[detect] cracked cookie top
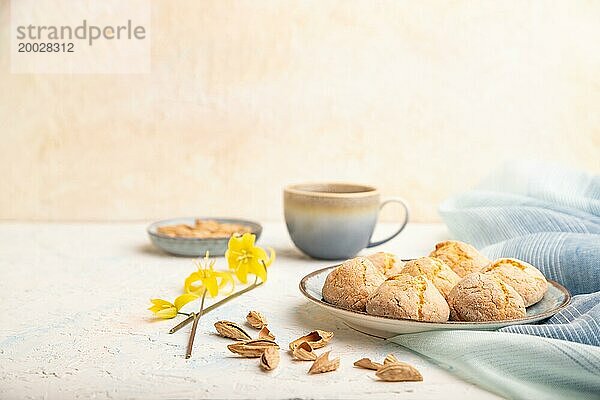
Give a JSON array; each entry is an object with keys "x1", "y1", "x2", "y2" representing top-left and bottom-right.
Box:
[
  {"x1": 366, "y1": 252, "x2": 405, "y2": 277},
  {"x1": 429, "y1": 240, "x2": 490, "y2": 277},
  {"x1": 322, "y1": 257, "x2": 385, "y2": 312},
  {"x1": 399, "y1": 257, "x2": 461, "y2": 300},
  {"x1": 482, "y1": 258, "x2": 548, "y2": 307},
  {"x1": 365, "y1": 274, "x2": 449, "y2": 322},
  {"x1": 448, "y1": 272, "x2": 526, "y2": 321}
]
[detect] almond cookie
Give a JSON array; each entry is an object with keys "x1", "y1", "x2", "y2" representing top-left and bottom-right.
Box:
[
  {"x1": 367, "y1": 252, "x2": 405, "y2": 277},
  {"x1": 429, "y1": 240, "x2": 490, "y2": 277},
  {"x1": 400, "y1": 257, "x2": 461, "y2": 300},
  {"x1": 322, "y1": 257, "x2": 385, "y2": 311},
  {"x1": 482, "y1": 258, "x2": 548, "y2": 306},
  {"x1": 448, "y1": 272, "x2": 526, "y2": 321},
  {"x1": 366, "y1": 274, "x2": 450, "y2": 322}
]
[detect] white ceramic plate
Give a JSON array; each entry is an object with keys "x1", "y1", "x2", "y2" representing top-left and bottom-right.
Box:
[{"x1": 299, "y1": 264, "x2": 571, "y2": 338}]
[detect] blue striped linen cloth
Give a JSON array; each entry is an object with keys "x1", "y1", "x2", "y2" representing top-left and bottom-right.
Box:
[{"x1": 390, "y1": 162, "x2": 600, "y2": 400}]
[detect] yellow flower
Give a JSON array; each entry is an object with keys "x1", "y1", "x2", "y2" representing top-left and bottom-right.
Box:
[
  {"x1": 225, "y1": 233, "x2": 275, "y2": 283},
  {"x1": 184, "y1": 253, "x2": 235, "y2": 297},
  {"x1": 148, "y1": 293, "x2": 198, "y2": 319}
]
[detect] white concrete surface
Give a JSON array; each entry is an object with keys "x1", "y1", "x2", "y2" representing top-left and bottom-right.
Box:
[{"x1": 0, "y1": 222, "x2": 500, "y2": 399}]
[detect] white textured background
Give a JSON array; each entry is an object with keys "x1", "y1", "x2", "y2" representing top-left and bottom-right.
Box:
[{"x1": 1, "y1": 1, "x2": 599, "y2": 222}]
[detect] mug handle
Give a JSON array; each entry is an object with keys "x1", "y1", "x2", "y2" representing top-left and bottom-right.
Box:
[{"x1": 367, "y1": 197, "x2": 410, "y2": 248}]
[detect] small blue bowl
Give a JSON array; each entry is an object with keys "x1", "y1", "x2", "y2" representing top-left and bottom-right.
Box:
[{"x1": 147, "y1": 217, "x2": 262, "y2": 257}]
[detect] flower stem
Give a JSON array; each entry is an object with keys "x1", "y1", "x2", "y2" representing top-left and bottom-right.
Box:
[
  {"x1": 169, "y1": 275, "x2": 262, "y2": 334},
  {"x1": 185, "y1": 288, "x2": 208, "y2": 359}
]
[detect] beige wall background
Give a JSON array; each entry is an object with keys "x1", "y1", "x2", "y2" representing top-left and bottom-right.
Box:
[{"x1": 1, "y1": 0, "x2": 599, "y2": 222}]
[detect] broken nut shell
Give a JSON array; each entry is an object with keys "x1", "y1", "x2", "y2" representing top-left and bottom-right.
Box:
[
  {"x1": 376, "y1": 362, "x2": 423, "y2": 382},
  {"x1": 258, "y1": 326, "x2": 275, "y2": 341},
  {"x1": 353, "y1": 358, "x2": 383, "y2": 370},
  {"x1": 214, "y1": 320, "x2": 252, "y2": 341},
  {"x1": 259, "y1": 347, "x2": 280, "y2": 371},
  {"x1": 227, "y1": 339, "x2": 279, "y2": 358},
  {"x1": 292, "y1": 341, "x2": 317, "y2": 361},
  {"x1": 289, "y1": 330, "x2": 334, "y2": 351},
  {"x1": 246, "y1": 311, "x2": 268, "y2": 329},
  {"x1": 308, "y1": 351, "x2": 340, "y2": 374}
]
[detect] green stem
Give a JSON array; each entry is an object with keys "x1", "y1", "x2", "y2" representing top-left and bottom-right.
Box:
[
  {"x1": 185, "y1": 288, "x2": 208, "y2": 359},
  {"x1": 169, "y1": 275, "x2": 262, "y2": 334}
]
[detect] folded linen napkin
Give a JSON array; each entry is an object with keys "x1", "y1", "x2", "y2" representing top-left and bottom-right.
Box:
[{"x1": 390, "y1": 162, "x2": 600, "y2": 400}]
